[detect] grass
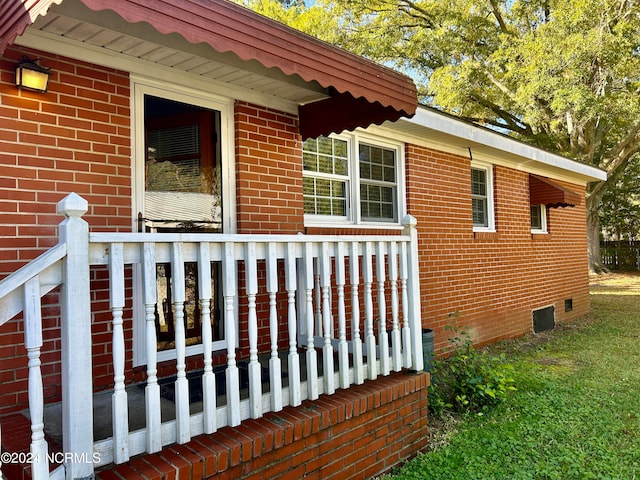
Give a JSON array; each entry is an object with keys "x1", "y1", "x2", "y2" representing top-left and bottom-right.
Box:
[{"x1": 382, "y1": 273, "x2": 640, "y2": 480}]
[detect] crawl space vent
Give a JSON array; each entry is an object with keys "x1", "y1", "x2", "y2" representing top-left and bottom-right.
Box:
[{"x1": 533, "y1": 306, "x2": 555, "y2": 333}]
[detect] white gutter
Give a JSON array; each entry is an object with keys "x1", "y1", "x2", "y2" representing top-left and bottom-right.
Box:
[{"x1": 390, "y1": 107, "x2": 607, "y2": 184}]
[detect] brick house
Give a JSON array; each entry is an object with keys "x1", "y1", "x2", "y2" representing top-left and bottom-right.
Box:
[{"x1": 0, "y1": 1, "x2": 605, "y2": 479}]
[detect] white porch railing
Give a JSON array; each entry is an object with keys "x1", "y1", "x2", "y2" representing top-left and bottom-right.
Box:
[{"x1": 0, "y1": 193, "x2": 423, "y2": 480}]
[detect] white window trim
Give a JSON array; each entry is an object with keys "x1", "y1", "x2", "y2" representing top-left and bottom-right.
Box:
[
  {"x1": 303, "y1": 132, "x2": 406, "y2": 229},
  {"x1": 531, "y1": 204, "x2": 548, "y2": 234},
  {"x1": 131, "y1": 75, "x2": 237, "y2": 366},
  {"x1": 471, "y1": 160, "x2": 495, "y2": 232}
]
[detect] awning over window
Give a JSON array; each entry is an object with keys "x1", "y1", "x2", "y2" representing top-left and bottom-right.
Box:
[
  {"x1": 0, "y1": 0, "x2": 417, "y2": 139},
  {"x1": 529, "y1": 174, "x2": 582, "y2": 208}
]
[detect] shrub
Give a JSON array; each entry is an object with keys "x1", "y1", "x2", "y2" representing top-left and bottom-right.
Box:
[{"x1": 429, "y1": 323, "x2": 516, "y2": 416}]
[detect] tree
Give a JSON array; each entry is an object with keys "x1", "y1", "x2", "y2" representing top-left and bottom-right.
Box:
[
  {"x1": 600, "y1": 157, "x2": 640, "y2": 244},
  {"x1": 240, "y1": 0, "x2": 640, "y2": 272}
]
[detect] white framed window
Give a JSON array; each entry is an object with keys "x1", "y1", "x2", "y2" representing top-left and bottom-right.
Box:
[
  {"x1": 530, "y1": 204, "x2": 548, "y2": 233},
  {"x1": 471, "y1": 161, "x2": 495, "y2": 232},
  {"x1": 302, "y1": 133, "x2": 405, "y2": 226},
  {"x1": 131, "y1": 76, "x2": 236, "y2": 366}
]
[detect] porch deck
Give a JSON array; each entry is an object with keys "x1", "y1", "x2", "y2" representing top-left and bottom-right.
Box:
[{"x1": 0, "y1": 194, "x2": 424, "y2": 480}]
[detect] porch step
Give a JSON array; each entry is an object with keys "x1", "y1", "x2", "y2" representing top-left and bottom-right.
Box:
[
  {"x1": 0, "y1": 413, "x2": 62, "y2": 480},
  {"x1": 94, "y1": 371, "x2": 430, "y2": 480}
]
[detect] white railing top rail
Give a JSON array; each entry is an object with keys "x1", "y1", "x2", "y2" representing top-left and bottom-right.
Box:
[
  {"x1": 89, "y1": 231, "x2": 410, "y2": 244},
  {"x1": 87, "y1": 230, "x2": 413, "y2": 267},
  {"x1": 0, "y1": 242, "x2": 66, "y2": 327}
]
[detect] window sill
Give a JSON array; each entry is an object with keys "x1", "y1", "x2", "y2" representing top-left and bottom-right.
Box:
[
  {"x1": 531, "y1": 232, "x2": 551, "y2": 241},
  {"x1": 304, "y1": 219, "x2": 404, "y2": 232},
  {"x1": 473, "y1": 231, "x2": 500, "y2": 241}
]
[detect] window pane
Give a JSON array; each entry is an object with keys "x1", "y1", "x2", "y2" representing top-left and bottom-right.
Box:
[
  {"x1": 146, "y1": 125, "x2": 201, "y2": 193},
  {"x1": 304, "y1": 196, "x2": 316, "y2": 214},
  {"x1": 359, "y1": 143, "x2": 397, "y2": 222},
  {"x1": 303, "y1": 152, "x2": 318, "y2": 172},
  {"x1": 383, "y1": 166, "x2": 394, "y2": 182},
  {"x1": 303, "y1": 137, "x2": 317, "y2": 152},
  {"x1": 318, "y1": 136, "x2": 333, "y2": 155},
  {"x1": 318, "y1": 155, "x2": 333, "y2": 174},
  {"x1": 471, "y1": 169, "x2": 486, "y2": 196},
  {"x1": 335, "y1": 158, "x2": 348, "y2": 176},
  {"x1": 316, "y1": 178, "x2": 330, "y2": 196},
  {"x1": 371, "y1": 163, "x2": 383, "y2": 181},
  {"x1": 472, "y1": 198, "x2": 487, "y2": 226},
  {"x1": 302, "y1": 136, "x2": 349, "y2": 217},
  {"x1": 360, "y1": 160, "x2": 370, "y2": 180},
  {"x1": 531, "y1": 205, "x2": 543, "y2": 229},
  {"x1": 317, "y1": 197, "x2": 332, "y2": 215},
  {"x1": 334, "y1": 139, "x2": 347, "y2": 157},
  {"x1": 360, "y1": 184, "x2": 395, "y2": 221}
]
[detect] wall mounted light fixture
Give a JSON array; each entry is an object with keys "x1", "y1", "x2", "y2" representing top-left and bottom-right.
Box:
[{"x1": 15, "y1": 56, "x2": 51, "y2": 93}]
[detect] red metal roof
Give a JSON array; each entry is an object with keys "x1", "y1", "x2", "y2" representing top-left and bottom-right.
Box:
[{"x1": 0, "y1": 0, "x2": 417, "y2": 138}]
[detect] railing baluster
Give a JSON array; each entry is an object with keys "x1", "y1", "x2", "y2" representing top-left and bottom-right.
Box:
[
  {"x1": 198, "y1": 243, "x2": 216, "y2": 434},
  {"x1": 142, "y1": 242, "x2": 162, "y2": 453},
  {"x1": 303, "y1": 243, "x2": 319, "y2": 400},
  {"x1": 245, "y1": 242, "x2": 262, "y2": 419},
  {"x1": 171, "y1": 243, "x2": 190, "y2": 444},
  {"x1": 377, "y1": 242, "x2": 390, "y2": 376},
  {"x1": 285, "y1": 243, "x2": 302, "y2": 406},
  {"x1": 363, "y1": 242, "x2": 377, "y2": 380},
  {"x1": 109, "y1": 243, "x2": 129, "y2": 463},
  {"x1": 266, "y1": 242, "x2": 283, "y2": 412},
  {"x1": 320, "y1": 242, "x2": 335, "y2": 394},
  {"x1": 223, "y1": 242, "x2": 241, "y2": 426},
  {"x1": 335, "y1": 242, "x2": 349, "y2": 389},
  {"x1": 388, "y1": 241, "x2": 402, "y2": 372},
  {"x1": 399, "y1": 241, "x2": 411, "y2": 369},
  {"x1": 350, "y1": 242, "x2": 364, "y2": 385},
  {"x1": 314, "y1": 261, "x2": 322, "y2": 337},
  {"x1": 24, "y1": 276, "x2": 49, "y2": 480}
]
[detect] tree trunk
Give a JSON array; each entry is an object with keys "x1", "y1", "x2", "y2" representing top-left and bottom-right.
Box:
[{"x1": 586, "y1": 189, "x2": 607, "y2": 274}]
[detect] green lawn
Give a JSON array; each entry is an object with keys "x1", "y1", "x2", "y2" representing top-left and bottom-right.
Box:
[{"x1": 384, "y1": 273, "x2": 640, "y2": 480}]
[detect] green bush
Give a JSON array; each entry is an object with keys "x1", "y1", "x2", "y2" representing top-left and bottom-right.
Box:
[{"x1": 429, "y1": 323, "x2": 516, "y2": 416}]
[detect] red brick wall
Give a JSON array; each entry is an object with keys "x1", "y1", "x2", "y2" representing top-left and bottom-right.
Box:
[
  {"x1": 406, "y1": 144, "x2": 590, "y2": 351},
  {"x1": 0, "y1": 45, "x2": 132, "y2": 414},
  {"x1": 235, "y1": 101, "x2": 304, "y2": 234},
  {"x1": 0, "y1": 46, "x2": 131, "y2": 276}
]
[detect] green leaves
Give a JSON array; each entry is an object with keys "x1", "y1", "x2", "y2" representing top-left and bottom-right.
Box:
[{"x1": 429, "y1": 324, "x2": 517, "y2": 416}]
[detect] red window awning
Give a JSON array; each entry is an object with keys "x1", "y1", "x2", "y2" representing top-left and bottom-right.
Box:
[
  {"x1": 1, "y1": 0, "x2": 417, "y2": 139},
  {"x1": 529, "y1": 175, "x2": 582, "y2": 208}
]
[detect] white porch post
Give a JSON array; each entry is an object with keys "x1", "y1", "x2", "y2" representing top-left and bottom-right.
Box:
[
  {"x1": 402, "y1": 215, "x2": 423, "y2": 372},
  {"x1": 57, "y1": 193, "x2": 95, "y2": 479}
]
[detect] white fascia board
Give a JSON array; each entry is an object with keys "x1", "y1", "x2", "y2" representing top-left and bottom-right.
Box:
[{"x1": 395, "y1": 107, "x2": 607, "y2": 185}]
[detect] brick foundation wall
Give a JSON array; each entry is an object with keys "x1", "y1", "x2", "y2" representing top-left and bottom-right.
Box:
[
  {"x1": 94, "y1": 372, "x2": 429, "y2": 480},
  {"x1": 406, "y1": 144, "x2": 591, "y2": 351}
]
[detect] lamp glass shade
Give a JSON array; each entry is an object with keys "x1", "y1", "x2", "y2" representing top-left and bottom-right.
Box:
[{"x1": 16, "y1": 63, "x2": 50, "y2": 92}]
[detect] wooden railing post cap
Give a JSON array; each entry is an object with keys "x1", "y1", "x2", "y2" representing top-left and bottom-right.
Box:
[
  {"x1": 401, "y1": 215, "x2": 417, "y2": 227},
  {"x1": 57, "y1": 193, "x2": 88, "y2": 218}
]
